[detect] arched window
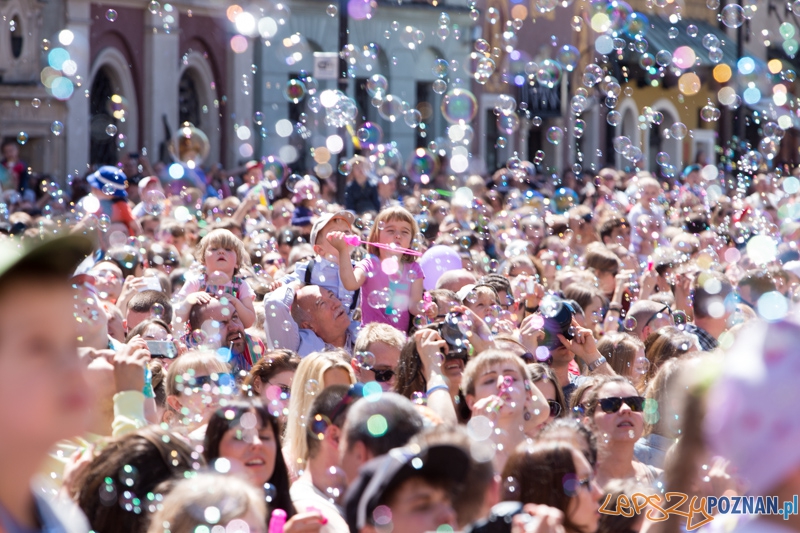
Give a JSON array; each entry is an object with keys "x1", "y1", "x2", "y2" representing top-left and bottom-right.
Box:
[
  {"x1": 178, "y1": 71, "x2": 200, "y2": 127},
  {"x1": 90, "y1": 68, "x2": 117, "y2": 166},
  {"x1": 10, "y1": 16, "x2": 22, "y2": 59}
]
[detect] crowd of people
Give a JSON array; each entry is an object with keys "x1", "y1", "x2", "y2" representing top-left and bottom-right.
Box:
[{"x1": 2, "y1": 152, "x2": 800, "y2": 533}]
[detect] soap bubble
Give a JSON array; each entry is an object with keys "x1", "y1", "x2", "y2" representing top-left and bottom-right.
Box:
[
  {"x1": 283, "y1": 79, "x2": 307, "y2": 103},
  {"x1": 105, "y1": 124, "x2": 118, "y2": 136},
  {"x1": 720, "y1": 4, "x2": 745, "y2": 28},
  {"x1": 50, "y1": 121, "x2": 64, "y2": 136},
  {"x1": 546, "y1": 127, "x2": 564, "y2": 145},
  {"x1": 441, "y1": 88, "x2": 478, "y2": 124},
  {"x1": 106, "y1": 9, "x2": 118, "y2": 21}
]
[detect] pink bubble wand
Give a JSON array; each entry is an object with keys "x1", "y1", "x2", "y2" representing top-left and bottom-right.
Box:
[{"x1": 343, "y1": 234, "x2": 422, "y2": 256}]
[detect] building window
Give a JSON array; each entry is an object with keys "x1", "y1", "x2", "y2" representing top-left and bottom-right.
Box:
[
  {"x1": 10, "y1": 16, "x2": 22, "y2": 59},
  {"x1": 178, "y1": 71, "x2": 201, "y2": 127},
  {"x1": 90, "y1": 68, "x2": 117, "y2": 166}
]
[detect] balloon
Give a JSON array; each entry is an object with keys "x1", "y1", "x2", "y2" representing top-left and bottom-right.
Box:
[{"x1": 419, "y1": 245, "x2": 462, "y2": 291}]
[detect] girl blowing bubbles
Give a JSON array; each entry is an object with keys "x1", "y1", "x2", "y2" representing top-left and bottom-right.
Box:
[
  {"x1": 329, "y1": 206, "x2": 435, "y2": 332},
  {"x1": 176, "y1": 229, "x2": 256, "y2": 328}
]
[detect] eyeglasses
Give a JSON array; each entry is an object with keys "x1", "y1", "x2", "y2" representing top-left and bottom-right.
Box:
[
  {"x1": 499, "y1": 295, "x2": 516, "y2": 310},
  {"x1": 595, "y1": 396, "x2": 645, "y2": 414},
  {"x1": 643, "y1": 304, "x2": 672, "y2": 329},
  {"x1": 363, "y1": 366, "x2": 395, "y2": 383},
  {"x1": 547, "y1": 400, "x2": 562, "y2": 418}
]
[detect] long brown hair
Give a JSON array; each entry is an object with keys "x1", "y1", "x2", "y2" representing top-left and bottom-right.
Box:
[
  {"x1": 73, "y1": 427, "x2": 199, "y2": 533},
  {"x1": 243, "y1": 349, "x2": 300, "y2": 394},
  {"x1": 204, "y1": 399, "x2": 295, "y2": 519},
  {"x1": 501, "y1": 441, "x2": 590, "y2": 533},
  {"x1": 643, "y1": 326, "x2": 698, "y2": 384}
]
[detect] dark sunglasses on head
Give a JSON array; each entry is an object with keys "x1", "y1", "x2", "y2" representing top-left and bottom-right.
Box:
[
  {"x1": 547, "y1": 400, "x2": 562, "y2": 418},
  {"x1": 643, "y1": 304, "x2": 672, "y2": 329},
  {"x1": 596, "y1": 396, "x2": 645, "y2": 414},
  {"x1": 363, "y1": 366, "x2": 395, "y2": 383}
]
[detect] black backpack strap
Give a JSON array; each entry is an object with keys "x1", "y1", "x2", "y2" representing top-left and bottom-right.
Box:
[
  {"x1": 304, "y1": 258, "x2": 315, "y2": 285},
  {"x1": 351, "y1": 287, "x2": 360, "y2": 312}
]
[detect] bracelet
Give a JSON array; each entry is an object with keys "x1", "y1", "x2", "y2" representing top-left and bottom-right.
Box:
[
  {"x1": 525, "y1": 305, "x2": 539, "y2": 313},
  {"x1": 606, "y1": 308, "x2": 621, "y2": 315},
  {"x1": 426, "y1": 384, "x2": 450, "y2": 395},
  {"x1": 608, "y1": 303, "x2": 622, "y2": 311},
  {"x1": 587, "y1": 356, "x2": 608, "y2": 372}
]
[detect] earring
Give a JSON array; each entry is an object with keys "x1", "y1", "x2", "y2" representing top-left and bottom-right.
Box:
[{"x1": 523, "y1": 408, "x2": 532, "y2": 421}]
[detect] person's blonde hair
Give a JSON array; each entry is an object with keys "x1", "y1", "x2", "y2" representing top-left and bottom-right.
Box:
[
  {"x1": 461, "y1": 349, "x2": 529, "y2": 399},
  {"x1": 194, "y1": 229, "x2": 251, "y2": 273},
  {"x1": 354, "y1": 322, "x2": 406, "y2": 353},
  {"x1": 284, "y1": 350, "x2": 355, "y2": 471},
  {"x1": 366, "y1": 206, "x2": 420, "y2": 264},
  {"x1": 146, "y1": 473, "x2": 265, "y2": 533}
]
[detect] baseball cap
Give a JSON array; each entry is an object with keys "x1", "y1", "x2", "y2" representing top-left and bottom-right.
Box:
[
  {"x1": 88, "y1": 166, "x2": 129, "y2": 198},
  {"x1": 0, "y1": 234, "x2": 93, "y2": 284},
  {"x1": 704, "y1": 317, "x2": 800, "y2": 494},
  {"x1": 310, "y1": 210, "x2": 356, "y2": 246},
  {"x1": 344, "y1": 443, "x2": 469, "y2": 532}
]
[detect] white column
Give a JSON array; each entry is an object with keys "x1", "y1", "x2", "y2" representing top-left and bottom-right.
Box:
[
  {"x1": 388, "y1": 49, "x2": 417, "y2": 163},
  {"x1": 226, "y1": 38, "x2": 256, "y2": 166},
  {"x1": 142, "y1": 11, "x2": 180, "y2": 162},
  {"x1": 64, "y1": 0, "x2": 91, "y2": 175}
]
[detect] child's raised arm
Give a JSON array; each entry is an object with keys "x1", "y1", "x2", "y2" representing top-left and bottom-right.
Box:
[
  {"x1": 228, "y1": 294, "x2": 256, "y2": 328},
  {"x1": 327, "y1": 231, "x2": 366, "y2": 291},
  {"x1": 408, "y1": 276, "x2": 431, "y2": 318}
]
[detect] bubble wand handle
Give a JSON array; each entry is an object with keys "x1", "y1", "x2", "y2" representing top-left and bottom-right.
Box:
[
  {"x1": 268, "y1": 509, "x2": 287, "y2": 533},
  {"x1": 343, "y1": 235, "x2": 422, "y2": 256}
]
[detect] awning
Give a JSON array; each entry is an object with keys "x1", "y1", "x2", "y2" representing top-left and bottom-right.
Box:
[{"x1": 641, "y1": 16, "x2": 739, "y2": 67}]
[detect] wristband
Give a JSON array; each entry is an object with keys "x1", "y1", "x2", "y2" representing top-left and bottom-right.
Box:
[
  {"x1": 525, "y1": 305, "x2": 539, "y2": 313},
  {"x1": 587, "y1": 356, "x2": 607, "y2": 372},
  {"x1": 606, "y1": 308, "x2": 621, "y2": 315},
  {"x1": 426, "y1": 384, "x2": 450, "y2": 395}
]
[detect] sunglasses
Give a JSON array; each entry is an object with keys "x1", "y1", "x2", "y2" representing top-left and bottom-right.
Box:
[
  {"x1": 643, "y1": 304, "x2": 672, "y2": 329},
  {"x1": 547, "y1": 400, "x2": 562, "y2": 418},
  {"x1": 595, "y1": 396, "x2": 645, "y2": 414},
  {"x1": 188, "y1": 373, "x2": 237, "y2": 390},
  {"x1": 363, "y1": 366, "x2": 395, "y2": 383},
  {"x1": 571, "y1": 404, "x2": 586, "y2": 418}
]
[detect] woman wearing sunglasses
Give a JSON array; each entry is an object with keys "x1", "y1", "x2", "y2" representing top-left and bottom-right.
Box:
[
  {"x1": 501, "y1": 440, "x2": 604, "y2": 533},
  {"x1": 582, "y1": 375, "x2": 661, "y2": 490}
]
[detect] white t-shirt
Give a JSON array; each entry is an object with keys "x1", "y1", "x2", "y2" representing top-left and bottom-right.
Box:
[{"x1": 290, "y1": 477, "x2": 350, "y2": 533}]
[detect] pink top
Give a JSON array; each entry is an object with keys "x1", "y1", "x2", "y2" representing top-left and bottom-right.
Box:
[{"x1": 358, "y1": 254, "x2": 423, "y2": 332}]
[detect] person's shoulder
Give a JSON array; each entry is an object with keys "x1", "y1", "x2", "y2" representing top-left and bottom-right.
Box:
[{"x1": 35, "y1": 491, "x2": 92, "y2": 533}]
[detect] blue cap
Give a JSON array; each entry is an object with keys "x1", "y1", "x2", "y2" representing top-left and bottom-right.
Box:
[
  {"x1": 88, "y1": 166, "x2": 128, "y2": 198},
  {"x1": 682, "y1": 164, "x2": 702, "y2": 178}
]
